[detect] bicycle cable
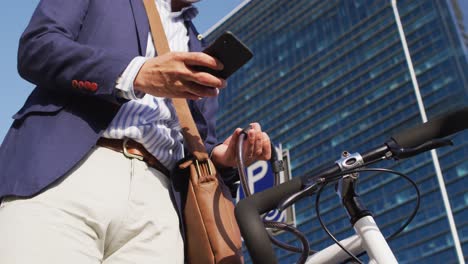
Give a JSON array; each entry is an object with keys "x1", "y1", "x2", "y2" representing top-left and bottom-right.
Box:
[
  {"x1": 263, "y1": 220, "x2": 312, "y2": 264},
  {"x1": 315, "y1": 168, "x2": 421, "y2": 263},
  {"x1": 262, "y1": 210, "x2": 318, "y2": 254}
]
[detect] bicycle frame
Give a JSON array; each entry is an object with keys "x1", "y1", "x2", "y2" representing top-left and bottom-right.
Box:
[{"x1": 305, "y1": 216, "x2": 398, "y2": 264}]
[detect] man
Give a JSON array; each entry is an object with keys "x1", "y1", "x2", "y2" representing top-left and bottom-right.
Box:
[{"x1": 0, "y1": 0, "x2": 271, "y2": 263}]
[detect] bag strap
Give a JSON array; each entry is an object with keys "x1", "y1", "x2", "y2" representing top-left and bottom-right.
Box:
[{"x1": 143, "y1": 0, "x2": 209, "y2": 161}]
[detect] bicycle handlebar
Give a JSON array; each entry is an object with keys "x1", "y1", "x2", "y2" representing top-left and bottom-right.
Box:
[
  {"x1": 390, "y1": 107, "x2": 468, "y2": 148},
  {"x1": 235, "y1": 107, "x2": 468, "y2": 264}
]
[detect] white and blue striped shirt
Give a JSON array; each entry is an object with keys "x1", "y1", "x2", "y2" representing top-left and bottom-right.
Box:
[{"x1": 102, "y1": 0, "x2": 199, "y2": 170}]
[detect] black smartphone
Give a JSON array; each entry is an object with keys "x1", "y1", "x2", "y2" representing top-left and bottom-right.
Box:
[{"x1": 195, "y1": 31, "x2": 253, "y2": 79}]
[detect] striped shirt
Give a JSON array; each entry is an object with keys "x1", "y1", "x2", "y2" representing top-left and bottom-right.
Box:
[{"x1": 102, "y1": 0, "x2": 199, "y2": 170}]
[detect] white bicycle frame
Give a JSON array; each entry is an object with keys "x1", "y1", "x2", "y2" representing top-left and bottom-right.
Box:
[{"x1": 305, "y1": 215, "x2": 398, "y2": 264}]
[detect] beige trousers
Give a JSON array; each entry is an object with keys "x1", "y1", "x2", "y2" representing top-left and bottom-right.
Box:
[{"x1": 0, "y1": 146, "x2": 183, "y2": 264}]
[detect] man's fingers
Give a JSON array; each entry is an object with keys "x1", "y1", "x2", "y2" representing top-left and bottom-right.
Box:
[
  {"x1": 244, "y1": 123, "x2": 260, "y2": 158},
  {"x1": 249, "y1": 122, "x2": 262, "y2": 132},
  {"x1": 254, "y1": 134, "x2": 263, "y2": 156},
  {"x1": 248, "y1": 123, "x2": 262, "y2": 144},
  {"x1": 189, "y1": 71, "x2": 227, "y2": 89},
  {"x1": 252, "y1": 131, "x2": 270, "y2": 159},
  {"x1": 228, "y1": 128, "x2": 242, "y2": 151},
  {"x1": 181, "y1": 81, "x2": 219, "y2": 98},
  {"x1": 183, "y1": 53, "x2": 227, "y2": 88},
  {"x1": 183, "y1": 52, "x2": 224, "y2": 71},
  {"x1": 262, "y1": 132, "x2": 272, "y2": 160}
]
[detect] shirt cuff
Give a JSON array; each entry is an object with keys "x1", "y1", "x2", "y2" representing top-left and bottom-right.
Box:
[{"x1": 115, "y1": 56, "x2": 148, "y2": 100}]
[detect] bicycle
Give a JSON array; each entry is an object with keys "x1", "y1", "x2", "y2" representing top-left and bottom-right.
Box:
[{"x1": 235, "y1": 107, "x2": 468, "y2": 264}]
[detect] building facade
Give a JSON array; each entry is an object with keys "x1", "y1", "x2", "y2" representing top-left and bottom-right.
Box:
[{"x1": 205, "y1": 0, "x2": 467, "y2": 263}]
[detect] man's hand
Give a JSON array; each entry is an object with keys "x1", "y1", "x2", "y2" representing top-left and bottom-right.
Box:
[
  {"x1": 211, "y1": 123, "x2": 271, "y2": 168},
  {"x1": 134, "y1": 52, "x2": 226, "y2": 100}
]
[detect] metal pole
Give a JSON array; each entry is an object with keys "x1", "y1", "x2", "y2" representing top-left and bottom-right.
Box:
[{"x1": 391, "y1": 1, "x2": 465, "y2": 263}]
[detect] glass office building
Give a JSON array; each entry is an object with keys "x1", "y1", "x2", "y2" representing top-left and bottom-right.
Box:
[{"x1": 204, "y1": 0, "x2": 468, "y2": 263}]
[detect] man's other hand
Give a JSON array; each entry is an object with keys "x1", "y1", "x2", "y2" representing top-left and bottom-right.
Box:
[{"x1": 211, "y1": 123, "x2": 272, "y2": 169}]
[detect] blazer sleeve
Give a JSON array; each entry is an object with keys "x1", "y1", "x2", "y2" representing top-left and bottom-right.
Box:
[{"x1": 17, "y1": 0, "x2": 135, "y2": 105}]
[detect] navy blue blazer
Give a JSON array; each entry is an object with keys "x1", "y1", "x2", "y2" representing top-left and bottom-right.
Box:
[{"x1": 0, "y1": 0, "x2": 237, "y2": 205}]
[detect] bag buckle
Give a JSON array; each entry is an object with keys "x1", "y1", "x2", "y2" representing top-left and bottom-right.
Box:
[
  {"x1": 122, "y1": 138, "x2": 144, "y2": 161},
  {"x1": 195, "y1": 159, "x2": 214, "y2": 176}
]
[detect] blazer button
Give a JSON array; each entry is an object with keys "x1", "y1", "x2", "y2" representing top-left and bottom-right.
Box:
[
  {"x1": 78, "y1": 81, "x2": 85, "y2": 89},
  {"x1": 72, "y1": 80, "x2": 79, "y2": 88}
]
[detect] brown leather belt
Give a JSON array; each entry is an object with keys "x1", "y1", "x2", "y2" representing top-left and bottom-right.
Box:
[{"x1": 96, "y1": 137, "x2": 170, "y2": 177}]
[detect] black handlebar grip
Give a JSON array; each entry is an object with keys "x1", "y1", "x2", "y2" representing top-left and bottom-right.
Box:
[
  {"x1": 391, "y1": 107, "x2": 468, "y2": 148},
  {"x1": 235, "y1": 177, "x2": 302, "y2": 264}
]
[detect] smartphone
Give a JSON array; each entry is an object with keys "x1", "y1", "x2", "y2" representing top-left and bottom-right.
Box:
[{"x1": 195, "y1": 31, "x2": 253, "y2": 79}]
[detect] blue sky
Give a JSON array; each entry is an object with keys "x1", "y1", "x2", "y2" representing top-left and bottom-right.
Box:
[{"x1": 0, "y1": 0, "x2": 244, "y2": 141}]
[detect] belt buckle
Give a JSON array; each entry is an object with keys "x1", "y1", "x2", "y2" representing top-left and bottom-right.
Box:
[{"x1": 122, "y1": 138, "x2": 144, "y2": 161}]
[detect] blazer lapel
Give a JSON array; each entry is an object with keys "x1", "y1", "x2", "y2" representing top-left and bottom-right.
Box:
[{"x1": 129, "y1": 0, "x2": 149, "y2": 56}]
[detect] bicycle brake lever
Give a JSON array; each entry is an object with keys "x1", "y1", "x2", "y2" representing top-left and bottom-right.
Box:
[
  {"x1": 278, "y1": 181, "x2": 320, "y2": 212},
  {"x1": 387, "y1": 138, "x2": 453, "y2": 159}
]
